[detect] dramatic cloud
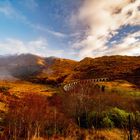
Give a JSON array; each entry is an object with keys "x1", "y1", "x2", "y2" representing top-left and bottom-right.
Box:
[
  {"x1": 107, "y1": 31, "x2": 140, "y2": 56},
  {"x1": 72, "y1": 0, "x2": 140, "y2": 58},
  {"x1": 0, "y1": 38, "x2": 64, "y2": 57}
]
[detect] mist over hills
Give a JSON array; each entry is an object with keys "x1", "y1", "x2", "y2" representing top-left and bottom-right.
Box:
[
  {"x1": 0, "y1": 54, "x2": 77, "y2": 83},
  {"x1": 0, "y1": 54, "x2": 140, "y2": 86}
]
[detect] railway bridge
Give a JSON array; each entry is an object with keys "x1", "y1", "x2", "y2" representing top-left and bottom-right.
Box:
[{"x1": 63, "y1": 78, "x2": 109, "y2": 91}]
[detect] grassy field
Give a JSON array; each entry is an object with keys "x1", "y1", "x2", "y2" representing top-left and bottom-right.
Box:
[
  {"x1": 0, "y1": 80, "x2": 58, "y2": 113},
  {"x1": 0, "y1": 80, "x2": 57, "y2": 96},
  {"x1": 98, "y1": 80, "x2": 140, "y2": 96}
]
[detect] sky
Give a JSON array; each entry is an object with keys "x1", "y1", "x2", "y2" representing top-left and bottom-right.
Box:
[{"x1": 0, "y1": 0, "x2": 140, "y2": 60}]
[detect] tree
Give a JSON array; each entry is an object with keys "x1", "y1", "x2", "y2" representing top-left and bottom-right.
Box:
[{"x1": 5, "y1": 93, "x2": 50, "y2": 139}]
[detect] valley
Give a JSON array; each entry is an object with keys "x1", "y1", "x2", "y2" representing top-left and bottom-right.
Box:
[
  {"x1": 0, "y1": 54, "x2": 140, "y2": 140},
  {"x1": 0, "y1": 0, "x2": 140, "y2": 139}
]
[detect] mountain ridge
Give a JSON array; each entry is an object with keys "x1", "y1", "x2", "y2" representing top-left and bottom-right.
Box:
[{"x1": 0, "y1": 54, "x2": 140, "y2": 86}]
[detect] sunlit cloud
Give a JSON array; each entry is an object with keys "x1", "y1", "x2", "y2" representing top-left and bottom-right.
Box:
[
  {"x1": 107, "y1": 31, "x2": 140, "y2": 56},
  {"x1": 0, "y1": 38, "x2": 64, "y2": 57},
  {"x1": 71, "y1": 0, "x2": 140, "y2": 58},
  {"x1": 0, "y1": 0, "x2": 139, "y2": 59}
]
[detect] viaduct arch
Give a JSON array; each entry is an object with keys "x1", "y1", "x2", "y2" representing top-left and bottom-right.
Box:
[{"x1": 63, "y1": 78, "x2": 109, "y2": 91}]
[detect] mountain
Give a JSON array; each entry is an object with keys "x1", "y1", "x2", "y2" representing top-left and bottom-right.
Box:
[
  {"x1": 0, "y1": 54, "x2": 45, "y2": 80},
  {"x1": 0, "y1": 54, "x2": 140, "y2": 86},
  {"x1": 65, "y1": 55, "x2": 140, "y2": 86},
  {"x1": 32, "y1": 56, "x2": 77, "y2": 84},
  {"x1": 0, "y1": 54, "x2": 77, "y2": 84}
]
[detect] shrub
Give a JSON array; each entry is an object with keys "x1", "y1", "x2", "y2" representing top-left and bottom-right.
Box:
[
  {"x1": 87, "y1": 111, "x2": 106, "y2": 129},
  {"x1": 87, "y1": 111, "x2": 97, "y2": 128},
  {"x1": 77, "y1": 113, "x2": 88, "y2": 128},
  {"x1": 101, "y1": 116, "x2": 114, "y2": 128},
  {"x1": 87, "y1": 108, "x2": 131, "y2": 129},
  {"x1": 108, "y1": 107, "x2": 129, "y2": 128},
  {"x1": 134, "y1": 111, "x2": 140, "y2": 130},
  {"x1": 0, "y1": 86, "x2": 10, "y2": 93}
]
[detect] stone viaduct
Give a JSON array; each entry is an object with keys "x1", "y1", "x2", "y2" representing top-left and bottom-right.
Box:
[{"x1": 63, "y1": 78, "x2": 109, "y2": 91}]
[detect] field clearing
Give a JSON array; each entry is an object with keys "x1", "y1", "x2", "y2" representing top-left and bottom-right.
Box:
[
  {"x1": 98, "y1": 80, "x2": 140, "y2": 96},
  {"x1": 0, "y1": 80, "x2": 59, "y2": 112},
  {"x1": 99, "y1": 80, "x2": 135, "y2": 89},
  {"x1": 0, "y1": 80, "x2": 57, "y2": 97}
]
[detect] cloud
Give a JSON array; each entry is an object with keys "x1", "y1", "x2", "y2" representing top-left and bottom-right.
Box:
[
  {"x1": 0, "y1": 38, "x2": 64, "y2": 57},
  {"x1": 71, "y1": 0, "x2": 140, "y2": 58},
  {"x1": 107, "y1": 31, "x2": 140, "y2": 56},
  {"x1": 0, "y1": 5, "x2": 14, "y2": 16},
  {"x1": 30, "y1": 24, "x2": 67, "y2": 38},
  {"x1": 0, "y1": 3, "x2": 66, "y2": 38},
  {"x1": 0, "y1": 4, "x2": 26, "y2": 21}
]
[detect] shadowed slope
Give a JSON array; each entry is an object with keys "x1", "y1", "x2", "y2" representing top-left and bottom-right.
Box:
[{"x1": 65, "y1": 56, "x2": 140, "y2": 86}]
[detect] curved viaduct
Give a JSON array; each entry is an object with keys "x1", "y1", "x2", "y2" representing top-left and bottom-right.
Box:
[{"x1": 63, "y1": 78, "x2": 109, "y2": 91}]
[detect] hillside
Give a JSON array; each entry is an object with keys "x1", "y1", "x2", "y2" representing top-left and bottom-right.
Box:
[
  {"x1": 0, "y1": 54, "x2": 140, "y2": 86},
  {"x1": 33, "y1": 57, "x2": 77, "y2": 84},
  {"x1": 65, "y1": 56, "x2": 140, "y2": 86},
  {"x1": 0, "y1": 54, "x2": 45, "y2": 80},
  {"x1": 0, "y1": 54, "x2": 77, "y2": 84},
  {"x1": 0, "y1": 54, "x2": 140, "y2": 140}
]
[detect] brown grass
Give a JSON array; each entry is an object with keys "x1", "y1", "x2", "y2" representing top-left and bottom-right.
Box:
[
  {"x1": 0, "y1": 80, "x2": 57, "y2": 97},
  {"x1": 0, "y1": 80, "x2": 57, "y2": 113},
  {"x1": 29, "y1": 129, "x2": 139, "y2": 140}
]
